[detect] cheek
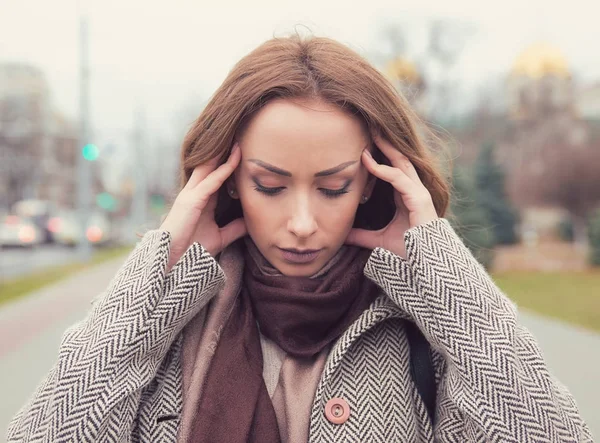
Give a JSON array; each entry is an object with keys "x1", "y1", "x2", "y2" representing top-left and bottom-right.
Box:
[
  {"x1": 237, "y1": 191, "x2": 283, "y2": 238},
  {"x1": 239, "y1": 192, "x2": 268, "y2": 221},
  {"x1": 326, "y1": 201, "x2": 359, "y2": 229}
]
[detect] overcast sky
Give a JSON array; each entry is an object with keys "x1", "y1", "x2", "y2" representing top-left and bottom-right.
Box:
[{"x1": 1, "y1": 0, "x2": 600, "y2": 140}]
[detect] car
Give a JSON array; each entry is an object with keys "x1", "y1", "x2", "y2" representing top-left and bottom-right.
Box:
[
  {"x1": 50, "y1": 211, "x2": 113, "y2": 247},
  {"x1": 0, "y1": 214, "x2": 44, "y2": 248},
  {"x1": 12, "y1": 199, "x2": 56, "y2": 244}
]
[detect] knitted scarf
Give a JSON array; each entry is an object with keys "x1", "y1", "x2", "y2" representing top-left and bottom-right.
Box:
[{"x1": 189, "y1": 239, "x2": 379, "y2": 443}]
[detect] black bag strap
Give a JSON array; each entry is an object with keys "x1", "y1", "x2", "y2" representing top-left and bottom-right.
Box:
[{"x1": 405, "y1": 321, "x2": 437, "y2": 424}]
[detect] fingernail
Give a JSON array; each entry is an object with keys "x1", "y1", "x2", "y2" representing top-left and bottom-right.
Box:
[{"x1": 363, "y1": 149, "x2": 372, "y2": 158}]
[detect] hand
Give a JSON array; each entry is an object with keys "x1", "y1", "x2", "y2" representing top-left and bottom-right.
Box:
[
  {"x1": 160, "y1": 143, "x2": 247, "y2": 270},
  {"x1": 345, "y1": 134, "x2": 438, "y2": 258}
]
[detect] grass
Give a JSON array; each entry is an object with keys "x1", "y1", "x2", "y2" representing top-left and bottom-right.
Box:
[
  {"x1": 0, "y1": 244, "x2": 133, "y2": 307},
  {"x1": 492, "y1": 270, "x2": 600, "y2": 333}
]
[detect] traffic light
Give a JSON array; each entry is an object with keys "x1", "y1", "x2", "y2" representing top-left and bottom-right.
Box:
[
  {"x1": 96, "y1": 192, "x2": 117, "y2": 212},
  {"x1": 150, "y1": 194, "x2": 166, "y2": 214},
  {"x1": 82, "y1": 143, "x2": 99, "y2": 161}
]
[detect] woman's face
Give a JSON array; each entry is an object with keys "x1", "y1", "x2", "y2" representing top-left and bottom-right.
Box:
[{"x1": 232, "y1": 97, "x2": 374, "y2": 277}]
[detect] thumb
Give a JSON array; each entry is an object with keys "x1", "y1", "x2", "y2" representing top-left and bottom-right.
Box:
[
  {"x1": 219, "y1": 218, "x2": 248, "y2": 251},
  {"x1": 345, "y1": 228, "x2": 380, "y2": 250}
]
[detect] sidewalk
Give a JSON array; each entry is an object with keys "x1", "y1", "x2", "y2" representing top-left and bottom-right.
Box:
[
  {"x1": 1, "y1": 257, "x2": 598, "y2": 438},
  {"x1": 0, "y1": 256, "x2": 127, "y2": 438},
  {"x1": 520, "y1": 313, "x2": 600, "y2": 436}
]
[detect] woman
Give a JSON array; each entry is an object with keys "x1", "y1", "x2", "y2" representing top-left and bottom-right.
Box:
[{"x1": 7, "y1": 35, "x2": 592, "y2": 443}]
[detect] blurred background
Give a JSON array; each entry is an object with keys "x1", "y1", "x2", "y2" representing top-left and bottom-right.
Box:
[{"x1": 0, "y1": 0, "x2": 599, "y2": 438}]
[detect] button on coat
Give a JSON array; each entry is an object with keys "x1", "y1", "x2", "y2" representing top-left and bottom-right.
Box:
[{"x1": 324, "y1": 397, "x2": 350, "y2": 424}]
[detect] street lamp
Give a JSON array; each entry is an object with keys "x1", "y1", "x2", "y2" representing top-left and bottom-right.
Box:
[{"x1": 76, "y1": 5, "x2": 93, "y2": 261}]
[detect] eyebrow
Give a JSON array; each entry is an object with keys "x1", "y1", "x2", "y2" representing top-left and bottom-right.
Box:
[{"x1": 248, "y1": 159, "x2": 357, "y2": 177}]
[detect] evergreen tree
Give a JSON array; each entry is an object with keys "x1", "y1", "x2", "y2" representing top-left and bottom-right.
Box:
[
  {"x1": 474, "y1": 141, "x2": 519, "y2": 245},
  {"x1": 449, "y1": 166, "x2": 496, "y2": 269}
]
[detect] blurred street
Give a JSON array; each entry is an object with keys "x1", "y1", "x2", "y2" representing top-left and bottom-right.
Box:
[
  {"x1": 0, "y1": 245, "x2": 80, "y2": 280},
  {"x1": 0, "y1": 258, "x2": 598, "y2": 440}
]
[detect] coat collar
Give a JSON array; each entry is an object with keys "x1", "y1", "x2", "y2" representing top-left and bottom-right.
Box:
[{"x1": 317, "y1": 292, "x2": 410, "y2": 390}]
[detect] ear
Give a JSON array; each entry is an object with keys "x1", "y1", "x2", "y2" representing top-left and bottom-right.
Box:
[
  {"x1": 361, "y1": 174, "x2": 376, "y2": 203},
  {"x1": 226, "y1": 179, "x2": 239, "y2": 199}
]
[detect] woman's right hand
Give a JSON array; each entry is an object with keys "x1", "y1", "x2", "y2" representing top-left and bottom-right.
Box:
[{"x1": 159, "y1": 143, "x2": 247, "y2": 270}]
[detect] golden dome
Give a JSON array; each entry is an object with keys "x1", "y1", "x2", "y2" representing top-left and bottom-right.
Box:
[
  {"x1": 385, "y1": 57, "x2": 421, "y2": 84},
  {"x1": 512, "y1": 42, "x2": 570, "y2": 79}
]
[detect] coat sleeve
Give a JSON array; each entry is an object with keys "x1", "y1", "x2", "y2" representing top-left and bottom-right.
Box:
[
  {"x1": 363, "y1": 218, "x2": 593, "y2": 443},
  {"x1": 6, "y1": 230, "x2": 226, "y2": 442}
]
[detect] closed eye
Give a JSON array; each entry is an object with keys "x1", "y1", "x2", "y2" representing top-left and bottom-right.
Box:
[
  {"x1": 253, "y1": 184, "x2": 285, "y2": 195},
  {"x1": 253, "y1": 180, "x2": 352, "y2": 199},
  {"x1": 320, "y1": 187, "x2": 350, "y2": 198}
]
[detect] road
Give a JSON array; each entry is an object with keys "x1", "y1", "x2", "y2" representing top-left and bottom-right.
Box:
[
  {"x1": 0, "y1": 258, "x2": 598, "y2": 440},
  {"x1": 0, "y1": 244, "x2": 80, "y2": 280}
]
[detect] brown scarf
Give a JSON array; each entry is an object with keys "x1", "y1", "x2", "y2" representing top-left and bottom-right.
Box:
[{"x1": 190, "y1": 239, "x2": 380, "y2": 443}]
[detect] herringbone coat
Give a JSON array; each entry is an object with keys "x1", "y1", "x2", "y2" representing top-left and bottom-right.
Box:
[{"x1": 7, "y1": 219, "x2": 593, "y2": 442}]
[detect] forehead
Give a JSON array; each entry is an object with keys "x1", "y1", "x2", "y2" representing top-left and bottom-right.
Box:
[{"x1": 239, "y1": 98, "x2": 368, "y2": 164}]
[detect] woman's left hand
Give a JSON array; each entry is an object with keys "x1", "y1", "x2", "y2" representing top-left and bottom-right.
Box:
[{"x1": 345, "y1": 133, "x2": 439, "y2": 258}]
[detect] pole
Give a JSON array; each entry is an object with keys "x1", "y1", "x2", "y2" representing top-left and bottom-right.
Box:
[
  {"x1": 76, "y1": 10, "x2": 92, "y2": 261},
  {"x1": 131, "y1": 105, "x2": 147, "y2": 232}
]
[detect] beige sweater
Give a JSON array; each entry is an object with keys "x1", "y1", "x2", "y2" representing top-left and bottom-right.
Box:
[{"x1": 260, "y1": 333, "x2": 330, "y2": 443}]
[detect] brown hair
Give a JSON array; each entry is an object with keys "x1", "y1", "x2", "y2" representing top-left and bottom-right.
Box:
[{"x1": 179, "y1": 33, "x2": 451, "y2": 230}]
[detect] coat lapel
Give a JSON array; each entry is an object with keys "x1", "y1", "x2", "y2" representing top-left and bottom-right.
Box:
[
  {"x1": 313, "y1": 293, "x2": 410, "y2": 400},
  {"x1": 316, "y1": 254, "x2": 417, "y2": 392}
]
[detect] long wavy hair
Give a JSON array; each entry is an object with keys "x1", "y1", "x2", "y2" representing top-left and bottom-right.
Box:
[{"x1": 179, "y1": 33, "x2": 451, "y2": 230}]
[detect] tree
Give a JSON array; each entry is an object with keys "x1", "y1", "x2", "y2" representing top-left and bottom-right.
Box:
[
  {"x1": 511, "y1": 141, "x2": 600, "y2": 246},
  {"x1": 449, "y1": 165, "x2": 496, "y2": 268},
  {"x1": 474, "y1": 141, "x2": 519, "y2": 245},
  {"x1": 372, "y1": 18, "x2": 475, "y2": 122},
  {"x1": 424, "y1": 19, "x2": 475, "y2": 123},
  {"x1": 588, "y1": 208, "x2": 600, "y2": 266}
]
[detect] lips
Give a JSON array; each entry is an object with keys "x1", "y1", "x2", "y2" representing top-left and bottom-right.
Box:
[
  {"x1": 279, "y1": 248, "x2": 322, "y2": 264},
  {"x1": 281, "y1": 248, "x2": 321, "y2": 254}
]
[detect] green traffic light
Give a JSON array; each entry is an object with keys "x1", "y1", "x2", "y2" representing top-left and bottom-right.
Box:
[
  {"x1": 96, "y1": 192, "x2": 117, "y2": 211},
  {"x1": 82, "y1": 143, "x2": 99, "y2": 161}
]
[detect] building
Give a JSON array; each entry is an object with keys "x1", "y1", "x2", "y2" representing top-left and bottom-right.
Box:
[
  {"x1": 502, "y1": 42, "x2": 589, "y2": 170},
  {"x1": 576, "y1": 82, "x2": 600, "y2": 123},
  {"x1": 0, "y1": 63, "x2": 78, "y2": 211}
]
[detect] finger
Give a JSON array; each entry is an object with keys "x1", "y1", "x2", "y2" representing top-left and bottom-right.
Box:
[
  {"x1": 194, "y1": 144, "x2": 241, "y2": 197},
  {"x1": 187, "y1": 143, "x2": 240, "y2": 189},
  {"x1": 362, "y1": 150, "x2": 417, "y2": 196},
  {"x1": 345, "y1": 228, "x2": 381, "y2": 250},
  {"x1": 186, "y1": 157, "x2": 220, "y2": 189},
  {"x1": 372, "y1": 134, "x2": 421, "y2": 183},
  {"x1": 219, "y1": 218, "x2": 248, "y2": 250}
]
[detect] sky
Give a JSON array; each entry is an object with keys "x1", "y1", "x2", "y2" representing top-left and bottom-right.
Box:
[
  {"x1": 1, "y1": 0, "x2": 600, "y2": 190},
  {"x1": 1, "y1": 0, "x2": 600, "y2": 131}
]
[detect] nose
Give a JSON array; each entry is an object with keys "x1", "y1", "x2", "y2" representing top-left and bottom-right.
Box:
[{"x1": 287, "y1": 194, "x2": 318, "y2": 238}]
